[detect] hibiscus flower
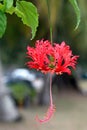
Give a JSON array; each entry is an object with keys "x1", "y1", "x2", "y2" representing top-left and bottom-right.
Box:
[
  {"x1": 27, "y1": 39, "x2": 79, "y2": 75},
  {"x1": 26, "y1": 39, "x2": 79, "y2": 124}
]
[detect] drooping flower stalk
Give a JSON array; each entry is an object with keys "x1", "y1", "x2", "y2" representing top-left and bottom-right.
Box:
[
  {"x1": 35, "y1": 73, "x2": 55, "y2": 124},
  {"x1": 26, "y1": 0, "x2": 79, "y2": 124},
  {"x1": 46, "y1": 0, "x2": 53, "y2": 44}
]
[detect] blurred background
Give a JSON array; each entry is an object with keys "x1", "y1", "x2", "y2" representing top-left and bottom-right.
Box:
[{"x1": 0, "y1": 0, "x2": 87, "y2": 130}]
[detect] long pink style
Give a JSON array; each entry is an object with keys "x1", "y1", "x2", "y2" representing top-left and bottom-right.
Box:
[{"x1": 35, "y1": 74, "x2": 55, "y2": 124}]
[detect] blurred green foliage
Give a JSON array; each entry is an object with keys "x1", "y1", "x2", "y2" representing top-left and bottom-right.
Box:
[
  {"x1": 0, "y1": 0, "x2": 39, "y2": 67},
  {"x1": 1, "y1": 0, "x2": 87, "y2": 70},
  {"x1": 8, "y1": 82, "x2": 36, "y2": 104},
  {"x1": 59, "y1": 0, "x2": 87, "y2": 67}
]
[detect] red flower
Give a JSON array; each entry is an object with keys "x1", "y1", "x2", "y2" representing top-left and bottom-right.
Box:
[
  {"x1": 26, "y1": 40, "x2": 79, "y2": 75},
  {"x1": 26, "y1": 39, "x2": 79, "y2": 124}
]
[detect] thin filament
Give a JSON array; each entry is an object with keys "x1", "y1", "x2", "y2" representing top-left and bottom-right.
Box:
[
  {"x1": 35, "y1": 74, "x2": 55, "y2": 124},
  {"x1": 50, "y1": 74, "x2": 53, "y2": 106}
]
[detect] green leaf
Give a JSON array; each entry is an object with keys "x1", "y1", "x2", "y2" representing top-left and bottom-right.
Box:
[
  {"x1": 0, "y1": 11, "x2": 7, "y2": 38},
  {"x1": 69, "y1": 0, "x2": 81, "y2": 29},
  {"x1": 0, "y1": 3, "x2": 4, "y2": 11},
  {"x1": 4, "y1": 0, "x2": 13, "y2": 10},
  {"x1": 15, "y1": 1, "x2": 39, "y2": 39},
  {"x1": 6, "y1": 6, "x2": 15, "y2": 14},
  {"x1": 0, "y1": 0, "x2": 13, "y2": 12}
]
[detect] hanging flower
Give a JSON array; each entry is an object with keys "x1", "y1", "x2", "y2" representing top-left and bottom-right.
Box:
[
  {"x1": 26, "y1": 39, "x2": 79, "y2": 124},
  {"x1": 27, "y1": 39, "x2": 79, "y2": 75}
]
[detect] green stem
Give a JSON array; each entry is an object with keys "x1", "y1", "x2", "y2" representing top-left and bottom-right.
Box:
[{"x1": 46, "y1": 0, "x2": 53, "y2": 43}]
